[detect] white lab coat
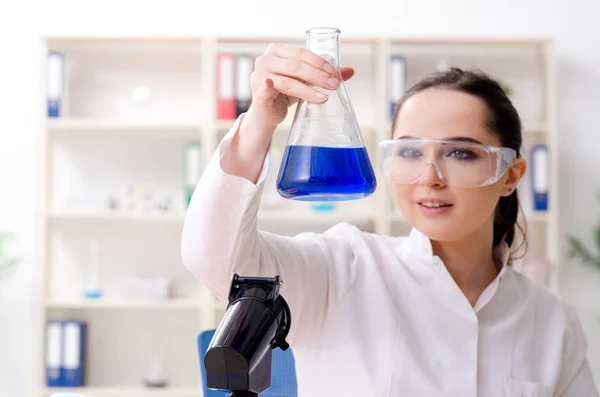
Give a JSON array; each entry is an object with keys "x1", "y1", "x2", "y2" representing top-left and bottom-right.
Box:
[{"x1": 181, "y1": 115, "x2": 599, "y2": 397}]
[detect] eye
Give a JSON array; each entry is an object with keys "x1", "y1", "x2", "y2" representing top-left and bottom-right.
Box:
[
  {"x1": 397, "y1": 147, "x2": 422, "y2": 159},
  {"x1": 447, "y1": 148, "x2": 479, "y2": 160}
]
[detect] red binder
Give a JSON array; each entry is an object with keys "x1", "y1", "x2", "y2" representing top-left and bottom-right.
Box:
[{"x1": 217, "y1": 53, "x2": 236, "y2": 120}]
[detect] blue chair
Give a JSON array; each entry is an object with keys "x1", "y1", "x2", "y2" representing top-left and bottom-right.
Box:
[{"x1": 197, "y1": 328, "x2": 298, "y2": 396}]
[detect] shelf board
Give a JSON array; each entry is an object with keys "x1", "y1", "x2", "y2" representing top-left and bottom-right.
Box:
[
  {"x1": 390, "y1": 211, "x2": 551, "y2": 223},
  {"x1": 389, "y1": 37, "x2": 551, "y2": 46},
  {"x1": 522, "y1": 121, "x2": 550, "y2": 135},
  {"x1": 44, "y1": 299, "x2": 200, "y2": 311},
  {"x1": 46, "y1": 211, "x2": 186, "y2": 223},
  {"x1": 45, "y1": 209, "x2": 372, "y2": 225},
  {"x1": 42, "y1": 386, "x2": 203, "y2": 397},
  {"x1": 46, "y1": 119, "x2": 202, "y2": 139},
  {"x1": 215, "y1": 120, "x2": 378, "y2": 134},
  {"x1": 381, "y1": 121, "x2": 549, "y2": 137},
  {"x1": 258, "y1": 209, "x2": 373, "y2": 224},
  {"x1": 521, "y1": 211, "x2": 551, "y2": 223}
]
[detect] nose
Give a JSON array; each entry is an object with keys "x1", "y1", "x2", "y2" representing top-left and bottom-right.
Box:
[{"x1": 417, "y1": 162, "x2": 445, "y2": 187}]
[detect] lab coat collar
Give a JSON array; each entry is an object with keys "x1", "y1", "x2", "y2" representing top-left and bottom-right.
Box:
[{"x1": 400, "y1": 227, "x2": 513, "y2": 276}]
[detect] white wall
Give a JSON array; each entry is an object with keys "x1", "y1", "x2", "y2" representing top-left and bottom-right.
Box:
[{"x1": 2, "y1": 0, "x2": 600, "y2": 395}]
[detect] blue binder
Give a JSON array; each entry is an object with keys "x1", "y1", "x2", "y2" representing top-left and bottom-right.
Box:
[
  {"x1": 530, "y1": 144, "x2": 549, "y2": 211},
  {"x1": 47, "y1": 51, "x2": 64, "y2": 118},
  {"x1": 45, "y1": 320, "x2": 64, "y2": 387},
  {"x1": 62, "y1": 320, "x2": 87, "y2": 387}
]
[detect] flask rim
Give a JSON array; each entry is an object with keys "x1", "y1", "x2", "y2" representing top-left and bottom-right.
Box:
[{"x1": 306, "y1": 27, "x2": 341, "y2": 36}]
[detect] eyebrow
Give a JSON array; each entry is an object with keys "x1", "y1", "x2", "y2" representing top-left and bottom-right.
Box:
[{"x1": 395, "y1": 135, "x2": 484, "y2": 145}]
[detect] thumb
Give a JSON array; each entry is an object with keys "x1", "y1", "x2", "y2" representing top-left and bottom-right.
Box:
[{"x1": 256, "y1": 77, "x2": 278, "y2": 102}]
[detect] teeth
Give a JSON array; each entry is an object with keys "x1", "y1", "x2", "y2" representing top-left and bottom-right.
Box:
[{"x1": 421, "y1": 202, "x2": 449, "y2": 208}]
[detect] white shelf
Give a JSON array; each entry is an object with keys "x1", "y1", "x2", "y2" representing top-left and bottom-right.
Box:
[
  {"x1": 216, "y1": 119, "x2": 378, "y2": 133},
  {"x1": 45, "y1": 211, "x2": 186, "y2": 223},
  {"x1": 258, "y1": 209, "x2": 373, "y2": 224},
  {"x1": 46, "y1": 119, "x2": 203, "y2": 139},
  {"x1": 44, "y1": 299, "x2": 200, "y2": 310},
  {"x1": 381, "y1": 120, "x2": 549, "y2": 137},
  {"x1": 390, "y1": 211, "x2": 551, "y2": 223},
  {"x1": 42, "y1": 387, "x2": 203, "y2": 397},
  {"x1": 45, "y1": 209, "x2": 373, "y2": 225},
  {"x1": 522, "y1": 121, "x2": 550, "y2": 135}
]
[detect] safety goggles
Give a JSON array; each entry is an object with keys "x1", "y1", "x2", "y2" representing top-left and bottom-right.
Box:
[{"x1": 378, "y1": 138, "x2": 517, "y2": 188}]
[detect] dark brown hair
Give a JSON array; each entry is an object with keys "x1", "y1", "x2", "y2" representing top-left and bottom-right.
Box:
[{"x1": 391, "y1": 67, "x2": 526, "y2": 255}]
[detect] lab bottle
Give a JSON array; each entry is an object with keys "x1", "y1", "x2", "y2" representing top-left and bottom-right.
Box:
[{"x1": 276, "y1": 27, "x2": 377, "y2": 201}]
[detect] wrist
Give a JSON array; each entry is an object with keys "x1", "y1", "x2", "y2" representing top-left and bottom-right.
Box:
[{"x1": 237, "y1": 111, "x2": 275, "y2": 152}]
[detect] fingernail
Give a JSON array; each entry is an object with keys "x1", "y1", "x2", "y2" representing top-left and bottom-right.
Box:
[
  {"x1": 314, "y1": 91, "x2": 327, "y2": 100},
  {"x1": 323, "y1": 63, "x2": 335, "y2": 74},
  {"x1": 327, "y1": 77, "x2": 340, "y2": 89}
]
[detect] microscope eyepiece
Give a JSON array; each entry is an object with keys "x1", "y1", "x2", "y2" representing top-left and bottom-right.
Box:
[{"x1": 203, "y1": 273, "x2": 291, "y2": 396}]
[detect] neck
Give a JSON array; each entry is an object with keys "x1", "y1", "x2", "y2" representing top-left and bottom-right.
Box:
[{"x1": 430, "y1": 224, "x2": 500, "y2": 306}]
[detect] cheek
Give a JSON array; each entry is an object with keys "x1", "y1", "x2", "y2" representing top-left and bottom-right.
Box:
[
  {"x1": 455, "y1": 189, "x2": 499, "y2": 219},
  {"x1": 392, "y1": 185, "x2": 413, "y2": 211}
]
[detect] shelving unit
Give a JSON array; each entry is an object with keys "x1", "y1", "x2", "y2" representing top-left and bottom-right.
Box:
[
  {"x1": 42, "y1": 387, "x2": 203, "y2": 397},
  {"x1": 34, "y1": 34, "x2": 556, "y2": 397}
]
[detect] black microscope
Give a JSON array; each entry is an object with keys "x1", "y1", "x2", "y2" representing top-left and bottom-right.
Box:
[{"x1": 203, "y1": 273, "x2": 292, "y2": 397}]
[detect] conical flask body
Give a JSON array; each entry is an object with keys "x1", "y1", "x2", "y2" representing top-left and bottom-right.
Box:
[{"x1": 276, "y1": 28, "x2": 377, "y2": 201}]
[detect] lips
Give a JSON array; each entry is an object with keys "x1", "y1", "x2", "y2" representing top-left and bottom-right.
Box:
[{"x1": 417, "y1": 198, "x2": 453, "y2": 208}]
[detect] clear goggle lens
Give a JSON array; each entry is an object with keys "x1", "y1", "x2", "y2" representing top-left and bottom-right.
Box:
[{"x1": 379, "y1": 138, "x2": 517, "y2": 188}]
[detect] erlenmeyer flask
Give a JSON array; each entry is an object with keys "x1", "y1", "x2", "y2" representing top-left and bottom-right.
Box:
[{"x1": 276, "y1": 27, "x2": 377, "y2": 201}]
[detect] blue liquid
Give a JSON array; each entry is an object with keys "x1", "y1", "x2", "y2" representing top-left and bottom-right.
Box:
[{"x1": 276, "y1": 145, "x2": 377, "y2": 201}]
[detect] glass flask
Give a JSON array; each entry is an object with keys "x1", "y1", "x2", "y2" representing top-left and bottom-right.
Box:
[{"x1": 276, "y1": 27, "x2": 377, "y2": 201}]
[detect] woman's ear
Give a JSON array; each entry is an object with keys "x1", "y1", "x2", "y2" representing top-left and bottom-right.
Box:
[{"x1": 501, "y1": 158, "x2": 527, "y2": 197}]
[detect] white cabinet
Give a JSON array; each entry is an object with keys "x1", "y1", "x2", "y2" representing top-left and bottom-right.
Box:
[{"x1": 34, "y1": 34, "x2": 556, "y2": 397}]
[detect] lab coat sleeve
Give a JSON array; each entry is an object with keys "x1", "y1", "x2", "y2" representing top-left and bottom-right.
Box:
[
  {"x1": 556, "y1": 304, "x2": 600, "y2": 397},
  {"x1": 180, "y1": 114, "x2": 361, "y2": 346}
]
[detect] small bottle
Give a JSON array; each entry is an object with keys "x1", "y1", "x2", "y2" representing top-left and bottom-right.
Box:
[
  {"x1": 82, "y1": 241, "x2": 103, "y2": 299},
  {"x1": 276, "y1": 27, "x2": 377, "y2": 202}
]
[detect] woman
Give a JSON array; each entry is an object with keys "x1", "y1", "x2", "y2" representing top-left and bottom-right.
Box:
[{"x1": 181, "y1": 43, "x2": 598, "y2": 396}]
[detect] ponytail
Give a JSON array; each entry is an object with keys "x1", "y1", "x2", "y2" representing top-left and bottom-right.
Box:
[
  {"x1": 494, "y1": 190, "x2": 519, "y2": 247},
  {"x1": 493, "y1": 190, "x2": 527, "y2": 264}
]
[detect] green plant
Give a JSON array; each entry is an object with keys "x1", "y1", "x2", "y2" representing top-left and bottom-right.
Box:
[
  {"x1": 0, "y1": 232, "x2": 19, "y2": 276},
  {"x1": 496, "y1": 79, "x2": 513, "y2": 96},
  {"x1": 567, "y1": 196, "x2": 600, "y2": 269}
]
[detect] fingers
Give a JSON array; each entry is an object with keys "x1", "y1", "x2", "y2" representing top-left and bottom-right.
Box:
[
  {"x1": 262, "y1": 55, "x2": 341, "y2": 91},
  {"x1": 252, "y1": 44, "x2": 356, "y2": 107},
  {"x1": 267, "y1": 43, "x2": 334, "y2": 73},
  {"x1": 269, "y1": 75, "x2": 328, "y2": 104}
]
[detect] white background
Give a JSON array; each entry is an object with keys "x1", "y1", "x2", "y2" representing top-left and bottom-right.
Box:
[{"x1": 1, "y1": 0, "x2": 600, "y2": 395}]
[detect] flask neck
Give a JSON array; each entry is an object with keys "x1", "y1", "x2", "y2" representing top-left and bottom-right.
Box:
[{"x1": 306, "y1": 28, "x2": 340, "y2": 66}]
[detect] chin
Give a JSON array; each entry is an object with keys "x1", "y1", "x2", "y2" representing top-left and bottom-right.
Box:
[
  {"x1": 412, "y1": 222, "x2": 464, "y2": 243},
  {"x1": 403, "y1": 205, "x2": 470, "y2": 243}
]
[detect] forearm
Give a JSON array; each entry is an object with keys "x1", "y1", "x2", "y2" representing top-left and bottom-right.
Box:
[{"x1": 220, "y1": 111, "x2": 276, "y2": 184}]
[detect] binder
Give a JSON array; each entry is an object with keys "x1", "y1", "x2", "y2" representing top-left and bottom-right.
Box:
[
  {"x1": 45, "y1": 320, "x2": 64, "y2": 387},
  {"x1": 530, "y1": 144, "x2": 549, "y2": 211},
  {"x1": 47, "y1": 52, "x2": 64, "y2": 118},
  {"x1": 235, "y1": 54, "x2": 254, "y2": 116},
  {"x1": 388, "y1": 55, "x2": 406, "y2": 120},
  {"x1": 216, "y1": 53, "x2": 236, "y2": 120},
  {"x1": 62, "y1": 320, "x2": 87, "y2": 387}
]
